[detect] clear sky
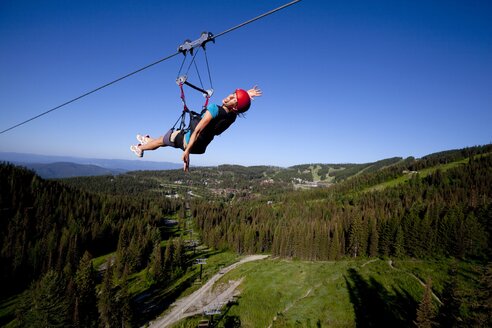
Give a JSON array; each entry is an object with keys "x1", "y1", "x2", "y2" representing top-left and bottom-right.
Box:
[{"x1": 1, "y1": 0, "x2": 491, "y2": 167}]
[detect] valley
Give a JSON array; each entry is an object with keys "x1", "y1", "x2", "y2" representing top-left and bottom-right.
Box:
[{"x1": 0, "y1": 144, "x2": 491, "y2": 327}]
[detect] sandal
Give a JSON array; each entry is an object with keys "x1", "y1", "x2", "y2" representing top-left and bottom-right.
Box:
[
  {"x1": 130, "y1": 145, "x2": 143, "y2": 158},
  {"x1": 136, "y1": 134, "x2": 150, "y2": 145}
]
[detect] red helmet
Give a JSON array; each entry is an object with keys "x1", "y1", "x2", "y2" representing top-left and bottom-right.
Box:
[{"x1": 235, "y1": 89, "x2": 251, "y2": 113}]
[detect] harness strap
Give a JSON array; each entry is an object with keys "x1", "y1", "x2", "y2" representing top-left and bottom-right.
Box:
[
  {"x1": 179, "y1": 83, "x2": 189, "y2": 113},
  {"x1": 172, "y1": 66, "x2": 212, "y2": 139}
]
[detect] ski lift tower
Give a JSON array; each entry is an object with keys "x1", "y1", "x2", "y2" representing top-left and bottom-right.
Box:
[
  {"x1": 203, "y1": 302, "x2": 223, "y2": 326},
  {"x1": 195, "y1": 258, "x2": 207, "y2": 281}
]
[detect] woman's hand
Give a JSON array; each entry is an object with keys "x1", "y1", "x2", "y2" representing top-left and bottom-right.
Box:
[
  {"x1": 181, "y1": 111, "x2": 212, "y2": 172},
  {"x1": 182, "y1": 150, "x2": 190, "y2": 172},
  {"x1": 247, "y1": 85, "x2": 262, "y2": 99}
]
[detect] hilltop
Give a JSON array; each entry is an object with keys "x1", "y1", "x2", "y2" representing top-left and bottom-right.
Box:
[
  {"x1": 60, "y1": 145, "x2": 491, "y2": 202},
  {"x1": 1, "y1": 150, "x2": 405, "y2": 180},
  {"x1": 0, "y1": 152, "x2": 181, "y2": 178},
  {"x1": 59, "y1": 156, "x2": 407, "y2": 197}
]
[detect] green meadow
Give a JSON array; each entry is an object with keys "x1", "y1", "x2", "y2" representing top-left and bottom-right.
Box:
[{"x1": 171, "y1": 257, "x2": 480, "y2": 328}]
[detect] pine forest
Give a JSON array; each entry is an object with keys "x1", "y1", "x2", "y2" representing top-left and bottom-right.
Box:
[{"x1": 1, "y1": 144, "x2": 491, "y2": 327}]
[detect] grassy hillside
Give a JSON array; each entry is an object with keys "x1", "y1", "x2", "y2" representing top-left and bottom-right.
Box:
[
  {"x1": 171, "y1": 257, "x2": 485, "y2": 328},
  {"x1": 364, "y1": 154, "x2": 486, "y2": 192}
]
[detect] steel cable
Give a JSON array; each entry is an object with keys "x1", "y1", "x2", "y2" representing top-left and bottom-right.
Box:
[{"x1": 0, "y1": 0, "x2": 301, "y2": 135}]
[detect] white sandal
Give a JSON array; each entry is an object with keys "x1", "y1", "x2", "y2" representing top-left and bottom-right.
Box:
[
  {"x1": 136, "y1": 134, "x2": 150, "y2": 145},
  {"x1": 130, "y1": 145, "x2": 143, "y2": 158}
]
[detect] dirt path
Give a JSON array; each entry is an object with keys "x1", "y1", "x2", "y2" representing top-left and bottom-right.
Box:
[
  {"x1": 147, "y1": 255, "x2": 269, "y2": 328},
  {"x1": 361, "y1": 258, "x2": 378, "y2": 267},
  {"x1": 388, "y1": 260, "x2": 442, "y2": 305},
  {"x1": 268, "y1": 287, "x2": 314, "y2": 328}
]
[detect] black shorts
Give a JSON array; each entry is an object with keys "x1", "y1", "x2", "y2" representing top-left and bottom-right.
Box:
[
  {"x1": 163, "y1": 129, "x2": 185, "y2": 150},
  {"x1": 163, "y1": 128, "x2": 209, "y2": 154}
]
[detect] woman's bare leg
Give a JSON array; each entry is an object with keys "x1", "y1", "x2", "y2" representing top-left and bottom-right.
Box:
[{"x1": 139, "y1": 136, "x2": 166, "y2": 151}]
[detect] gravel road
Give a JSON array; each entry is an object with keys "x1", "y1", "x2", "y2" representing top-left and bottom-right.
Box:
[{"x1": 147, "y1": 254, "x2": 269, "y2": 328}]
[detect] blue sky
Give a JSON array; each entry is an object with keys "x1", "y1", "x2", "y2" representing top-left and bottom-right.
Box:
[{"x1": 1, "y1": 0, "x2": 491, "y2": 167}]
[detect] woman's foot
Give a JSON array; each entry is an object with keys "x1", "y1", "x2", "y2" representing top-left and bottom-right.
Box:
[
  {"x1": 136, "y1": 134, "x2": 150, "y2": 145},
  {"x1": 130, "y1": 145, "x2": 143, "y2": 158}
]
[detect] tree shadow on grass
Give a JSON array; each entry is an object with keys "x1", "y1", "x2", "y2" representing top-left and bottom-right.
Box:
[
  {"x1": 344, "y1": 268, "x2": 418, "y2": 328},
  {"x1": 213, "y1": 296, "x2": 241, "y2": 328},
  {"x1": 132, "y1": 272, "x2": 199, "y2": 327}
]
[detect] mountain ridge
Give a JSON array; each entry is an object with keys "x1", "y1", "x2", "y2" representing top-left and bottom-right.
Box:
[
  {"x1": 1, "y1": 145, "x2": 489, "y2": 179},
  {"x1": 0, "y1": 152, "x2": 181, "y2": 178}
]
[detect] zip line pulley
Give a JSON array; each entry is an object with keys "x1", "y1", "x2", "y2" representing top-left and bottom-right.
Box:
[
  {"x1": 175, "y1": 30, "x2": 215, "y2": 126},
  {"x1": 178, "y1": 32, "x2": 215, "y2": 56},
  {"x1": 175, "y1": 31, "x2": 215, "y2": 101}
]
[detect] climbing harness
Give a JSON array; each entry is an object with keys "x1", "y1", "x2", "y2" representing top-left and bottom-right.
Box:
[{"x1": 170, "y1": 32, "x2": 215, "y2": 135}]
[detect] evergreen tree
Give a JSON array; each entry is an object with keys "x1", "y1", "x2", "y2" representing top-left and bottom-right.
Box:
[
  {"x1": 471, "y1": 263, "x2": 492, "y2": 326},
  {"x1": 163, "y1": 240, "x2": 174, "y2": 279},
  {"x1": 127, "y1": 234, "x2": 141, "y2": 273},
  {"x1": 117, "y1": 267, "x2": 133, "y2": 328},
  {"x1": 481, "y1": 264, "x2": 492, "y2": 325},
  {"x1": 368, "y1": 218, "x2": 379, "y2": 257},
  {"x1": 414, "y1": 278, "x2": 436, "y2": 328},
  {"x1": 149, "y1": 241, "x2": 163, "y2": 282},
  {"x1": 329, "y1": 224, "x2": 341, "y2": 260},
  {"x1": 393, "y1": 226, "x2": 405, "y2": 258},
  {"x1": 348, "y1": 216, "x2": 362, "y2": 258},
  {"x1": 98, "y1": 259, "x2": 114, "y2": 328},
  {"x1": 173, "y1": 237, "x2": 185, "y2": 274},
  {"x1": 378, "y1": 221, "x2": 392, "y2": 257},
  {"x1": 17, "y1": 270, "x2": 70, "y2": 328},
  {"x1": 74, "y1": 251, "x2": 99, "y2": 328},
  {"x1": 437, "y1": 264, "x2": 463, "y2": 327},
  {"x1": 462, "y1": 213, "x2": 488, "y2": 258}
]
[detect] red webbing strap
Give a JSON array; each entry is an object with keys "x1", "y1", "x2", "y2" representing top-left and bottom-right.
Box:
[{"x1": 179, "y1": 83, "x2": 189, "y2": 113}]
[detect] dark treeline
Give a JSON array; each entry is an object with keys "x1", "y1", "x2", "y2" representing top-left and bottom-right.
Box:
[
  {"x1": 192, "y1": 146, "x2": 492, "y2": 261},
  {"x1": 0, "y1": 163, "x2": 194, "y2": 327},
  {"x1": 0, "y1": 163, "x2": 180, "y2": 294}
]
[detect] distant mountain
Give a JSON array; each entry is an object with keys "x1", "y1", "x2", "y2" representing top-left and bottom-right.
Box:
[
  {"x1": 0, "y1": 152, "x2": 181, "y2": 178},
  {"x1": 16, "y1": 162, "x2": 122, "y2": 179}
]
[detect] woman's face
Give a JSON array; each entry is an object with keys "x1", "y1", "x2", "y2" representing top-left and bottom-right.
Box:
[{"x1": 222, "y1": 92, "x2": 238, "y2": 110}]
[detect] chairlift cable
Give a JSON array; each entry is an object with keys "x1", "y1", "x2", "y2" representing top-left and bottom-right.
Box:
[{"x1": 0, "y1": 0, "x2": 301, "y2": 135}]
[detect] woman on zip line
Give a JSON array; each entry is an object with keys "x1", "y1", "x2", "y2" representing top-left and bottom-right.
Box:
[{"x1": 130, "y1": 86, "x2": 262, "y2": 172}]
